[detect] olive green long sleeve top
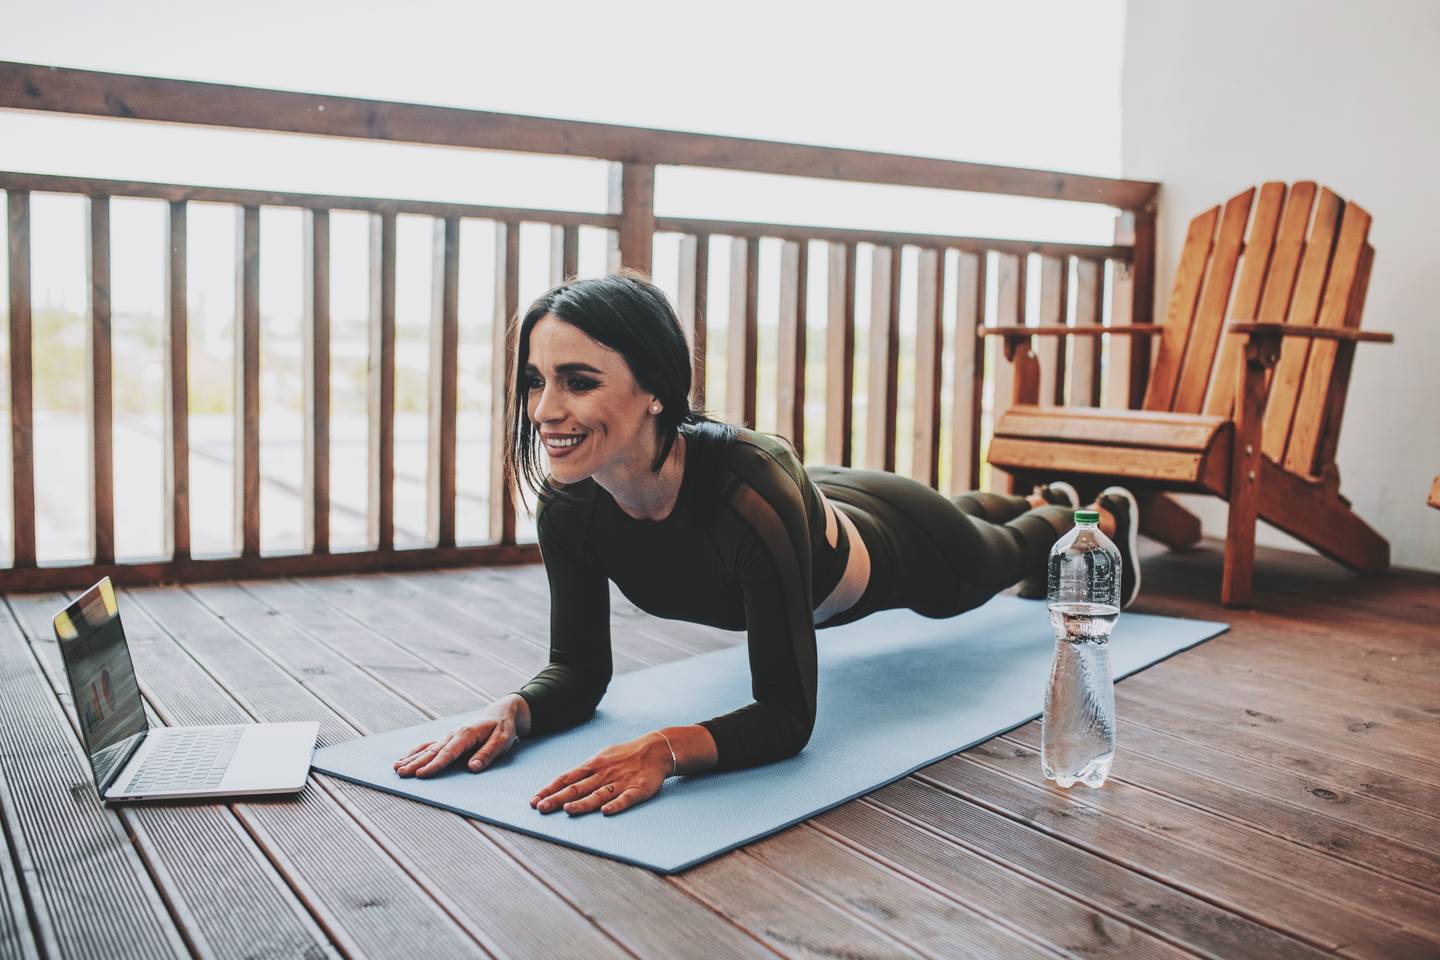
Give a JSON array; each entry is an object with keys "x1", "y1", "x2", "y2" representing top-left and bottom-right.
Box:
[{"x1": 512, "y1": 423, "x2": 851, "y2": 772}]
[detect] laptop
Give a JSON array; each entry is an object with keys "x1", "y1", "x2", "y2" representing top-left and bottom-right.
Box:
[{"x1": 53, "y1": 577, "x2": 319, "y2": 802}]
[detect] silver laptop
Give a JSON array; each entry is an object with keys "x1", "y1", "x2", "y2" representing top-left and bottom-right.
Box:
[{"x1": 53, "y1": 577, "x2": 319, "y2": 802}]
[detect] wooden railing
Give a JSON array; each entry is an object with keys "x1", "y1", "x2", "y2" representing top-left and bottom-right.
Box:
[{"x1": 0, "y1": 61, "x2": 1158, "y2": 590}]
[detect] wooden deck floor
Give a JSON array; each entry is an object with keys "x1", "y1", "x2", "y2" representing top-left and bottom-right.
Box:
[{"x1": 1, "y1": 540, "x2": 1437, "y2": 960}]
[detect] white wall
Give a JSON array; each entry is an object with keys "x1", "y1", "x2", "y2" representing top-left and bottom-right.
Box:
[{"x1": 1122, "y1": 0, "x2": 1440, "y2": 572}]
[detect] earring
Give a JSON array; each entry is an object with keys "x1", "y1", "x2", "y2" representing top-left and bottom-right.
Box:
[{"x1": 650, "y1": 402, "x2": 661, "y2": 414}]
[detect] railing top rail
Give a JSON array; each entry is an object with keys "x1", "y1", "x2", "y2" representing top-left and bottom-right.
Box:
[
  {"x1": 654, "y1": 216, "x2": 1131, "y2": 261},
  {"x1": 0, "y1": 170, "x2": 620, "y2": 228},
  {"x1": 0, "y1": 61, "x2": 1159, "y2": 211}
]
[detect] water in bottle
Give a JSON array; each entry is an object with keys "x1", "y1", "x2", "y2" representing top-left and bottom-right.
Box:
[{"x1": 1042, "y1": 509, "x2": 1119, "y2": 788}]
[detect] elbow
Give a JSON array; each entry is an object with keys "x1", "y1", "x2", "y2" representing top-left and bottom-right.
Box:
[{"x1": 778, "y1": 706, "x2": 815, "y2": 759}]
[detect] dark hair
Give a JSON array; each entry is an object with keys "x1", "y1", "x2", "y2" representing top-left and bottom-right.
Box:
[{"x1": 505, "y1": 272, "x2": 735, "y2": 515}]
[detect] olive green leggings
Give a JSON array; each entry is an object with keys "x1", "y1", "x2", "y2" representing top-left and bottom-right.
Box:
[{"x1": 809, "y1": 466, "x2": 1072, "y2": 626}]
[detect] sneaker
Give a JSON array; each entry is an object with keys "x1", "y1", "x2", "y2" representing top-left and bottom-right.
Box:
[
  {"x1": 1035, "y1": 481, "x2": 1080, "y2": 509},
  {"x1": 1098, "y1": 486, "x2": 1142, "y2": 610},
  {"x1": 1017, "y1": 483, "x2": 1081, "y2": 599}
]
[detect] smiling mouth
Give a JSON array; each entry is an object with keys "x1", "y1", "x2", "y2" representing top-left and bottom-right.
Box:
[{"x1": 544, "y1": 433, "x2": 589, "y2": 451}]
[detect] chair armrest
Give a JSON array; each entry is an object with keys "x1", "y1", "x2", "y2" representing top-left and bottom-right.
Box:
[
  {"x1": 1227, "y1": 321, "x2": 1394, "y2": 344},
  {"x1": 976, "y1": 324, "x2": 1158, "y2": 339}
]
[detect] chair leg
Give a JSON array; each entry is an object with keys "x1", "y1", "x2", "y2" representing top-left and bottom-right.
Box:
[
  {"x1": 1257, "y1": 459, "x2": 1389, "y2": 573},
  {"x1": 1223, "y1": 335, "x2": 1273, "y2": 607},
  {"x1": 1140, "y1": 493, "x2": 1203, "y2": 550},
  {"x1": 1222, "y1": 490, "x2": 1258, "y2": 607}
]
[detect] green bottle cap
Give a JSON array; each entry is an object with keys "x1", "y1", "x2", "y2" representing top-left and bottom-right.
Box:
[{"x1": 1073, "y1": 509, "x2": 1100, "y2": 523}]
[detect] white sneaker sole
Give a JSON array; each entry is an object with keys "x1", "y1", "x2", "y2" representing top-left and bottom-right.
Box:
[
  {"x1": 1046, "y1": 481, "x2": 1080, "y2": 508},
  {"x1": 1100, "y1": 485, "x2": 1141, "y2": 609}
]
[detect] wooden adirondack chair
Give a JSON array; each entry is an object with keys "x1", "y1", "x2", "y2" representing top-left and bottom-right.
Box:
[{"x1": 982, "y1": 182, "x2": 1394, "y2": 606}]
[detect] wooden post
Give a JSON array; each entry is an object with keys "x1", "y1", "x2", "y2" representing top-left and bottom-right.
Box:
[
  {"x1": 367, "y1": 211, "x2": 396, "y2": 552},
  {"x1": 235, "y1": 206, "x2": 261, "y2": 557},
  {"x1": 549, "y1": 224, "x2": 578, "y2": 286},
  {"x1": 728, "y1": 236, "x2": 758, "y2": 428},
  {"x1": 87, "y1": 196, "x2": 115, "y2": 565},
  {"x1": 1070, "y1": 258, "x2": 1103, "y2": 407},
  {"x1": 302, "y1": 209, "x2": 330, "y2": 555},
  {"x1": 428, "y1": 216, "x2": 459, "y2": 548},
  {"x1": 991, "y1": 252, "x2": 1027, "y2": 493},
  {"x1": 608, "y1": 162, "x2": 655, "y2": 276},
  {"x1": 912, "y1": 248, "x2": 943, "y2": 488},
  {"x1": 866, "y1": 245, "x2": 900, "y2": 472},
  {"x1": 1035, "y1": 254, "x2": 1068, "y2": 406},
  {"x1": 490, "y1": 221, "x2": 519, "y2": 545},
  {"x1": 776, "y1": 240, "x2": 807, "y2": 459},
  {"x1": 164, "y1": 200, "x2": 191, "y2": 560},
  {"x1": 1116, "y1": 207, "x2": 1157, "y2": 409},
  {"x1": 948, "y1": 251, "x2": 985, "y2": 496},
  {"x1": 678, "y1": 234, "x2": 709, "y2": 411},
  {"x1": 1223, "y1": 329, "x2": 1280, "y2": 607},
  {"x1": 824, "y1": 242, "x2": 856, "y2": 467},
  {"x1": 7, "y1": 191, "x2": 35, "y2": 568}
]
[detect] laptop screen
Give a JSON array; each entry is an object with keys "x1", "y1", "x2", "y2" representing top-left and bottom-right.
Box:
[{"x1": 53, "y1": 579, "x2": 148, "y2": 791}]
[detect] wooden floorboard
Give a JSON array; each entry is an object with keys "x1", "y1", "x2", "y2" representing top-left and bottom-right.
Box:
[{"x1": 1, "y1": 538, "x2": 1437, "y2": 958}]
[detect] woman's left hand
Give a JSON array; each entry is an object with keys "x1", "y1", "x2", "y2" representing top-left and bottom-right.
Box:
[{"x1": 531, "y1": 732, "x2": 672, "y2": 817}]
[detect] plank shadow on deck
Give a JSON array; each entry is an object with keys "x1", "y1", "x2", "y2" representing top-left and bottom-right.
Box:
[{"x1": 1, "y1": 540, "x2": 1437, "y2": 959}]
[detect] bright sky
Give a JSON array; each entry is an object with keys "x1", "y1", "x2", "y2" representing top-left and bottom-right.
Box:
[{"x1": 1, "y1": 0, "x2": 1125, "y2": 316}]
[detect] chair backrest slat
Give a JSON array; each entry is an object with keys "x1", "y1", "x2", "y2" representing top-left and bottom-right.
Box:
[
  {"x1": 1204, "y1": 182, "x2": 1287, "y2": 417},
  {"x1": 1172, "y1": 188, "x2": 1254, "y2": 412},
  {"x1": 1260, "y1": 188, "x2": 1343, "y2": 461},
  {"x1": 1311, "y1": 242, "x2": 1375, "y2": 473},
  {"x1": 1283, "y1": 202, "x2": 1372, "y2": 475},
  {"x1": 1143, "y1": 206, "x2": 1219, "y2": 410}
]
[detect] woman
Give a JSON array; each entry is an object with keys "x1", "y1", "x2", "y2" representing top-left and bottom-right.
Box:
[{"x1": 394, "y1": 274, "x2": 1139, "y2": 817}]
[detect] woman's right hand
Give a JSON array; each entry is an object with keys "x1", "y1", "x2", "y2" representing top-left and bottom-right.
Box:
[{"x1": 393, "y1": 696, "x2": 525, "y2": 778}]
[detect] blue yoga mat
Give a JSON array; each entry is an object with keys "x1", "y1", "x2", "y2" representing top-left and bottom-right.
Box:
[{"x1": 312, "y1": 595, "x2": 1227, "y2": 874}]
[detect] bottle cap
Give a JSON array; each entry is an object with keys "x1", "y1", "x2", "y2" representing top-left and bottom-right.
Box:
[{"x1": 1073, "y1": 509, "x2": 1100, "y2": 523}]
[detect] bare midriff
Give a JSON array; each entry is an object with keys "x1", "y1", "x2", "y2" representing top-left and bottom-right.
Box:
[{"x1": 813, "y1": 489, "x2": 870, "y2": 623}]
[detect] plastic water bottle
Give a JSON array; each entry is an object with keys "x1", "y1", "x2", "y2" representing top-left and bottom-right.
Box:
[{"x1": 1042, "y1": 509, "x2": 1120, "y2": 788}]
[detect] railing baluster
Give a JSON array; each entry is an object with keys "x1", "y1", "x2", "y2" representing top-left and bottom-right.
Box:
[
  {"x1": 303, "y1": 209, "x2": 330, "y2": 554},
  {"x1": 549, "y1": 224, "x2": 578, "y2": 285},
  {"x1": 1114, "y1": 210, "x2": 1155, "y2": 408},
  {"x1": 678, "y1": 234, "x2": 709, "y2": 411},
  {"x1": 912, "y1": 248, "x2": 943, "y2": 488},
  {"x1": 608, "y1": 162, "x2": 655, "y2": 275},
  {"x1": 866, "y1": 245, "x2": 899, "y2": 472},
  {"x1": 367, "y1": 210, "x2": 396, "y2": 552},
  {"x1": 777, "y1": 239, "x2": 807, "y2": 458},
  {"x1": 87, "y1": 195, "x2": 115, "y2": 565},
  {"x1": 164, "y1": 200, "x2": 190, "y2": 560},
  {"x1": 1104, "y1": 257, "x2": 1134, "y2": 410},
  {"x1": 1071, "y1": 258, "x2": 1103, "y2": 406},
  {"x1": 7, "y1": 191, "x2": 35, "y2": 568},
  {"x1": 235, "y1": 205, "x2": 261, "y2": 556},
  {"x1": 428, "y1": 216, "x2": 459, "y2": 549},
  {"x1": 490, "y1": 221, "x2": 519, "y2": 545},
  {"x1": 1036, "y1": 254, "x2": 1069, "y2": 405},
  {"x1": 948, "y1": 251, "x2": 985, "y2": 496},
  {"x1": 727, "y1": 236, "x2": 758, "y2": 428},
  {"x1": 991, "y1": 251, "x2": 1028, "y2": 492},
  {"x1": 824, "y1": 241, "x2": 856, "y2": 467}
]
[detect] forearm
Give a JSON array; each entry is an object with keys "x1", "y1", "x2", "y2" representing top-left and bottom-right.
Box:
[{"x1": 513, "y1": 661, "x2": 609, "y2": 737}]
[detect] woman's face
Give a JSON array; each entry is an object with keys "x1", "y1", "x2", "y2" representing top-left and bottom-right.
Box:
[{"x1": 524, "y1": 314, "x2": 658, "y2": 483}]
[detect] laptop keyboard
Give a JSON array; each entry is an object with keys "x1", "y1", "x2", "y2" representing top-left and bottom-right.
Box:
[{"x1": 124, "y1": 726, "x2": 244, "y2": 794}]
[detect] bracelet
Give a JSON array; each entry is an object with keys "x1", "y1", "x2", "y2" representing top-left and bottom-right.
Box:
[{"x1": 656, "y1": 730, "x2": 679, "y2": 778}]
